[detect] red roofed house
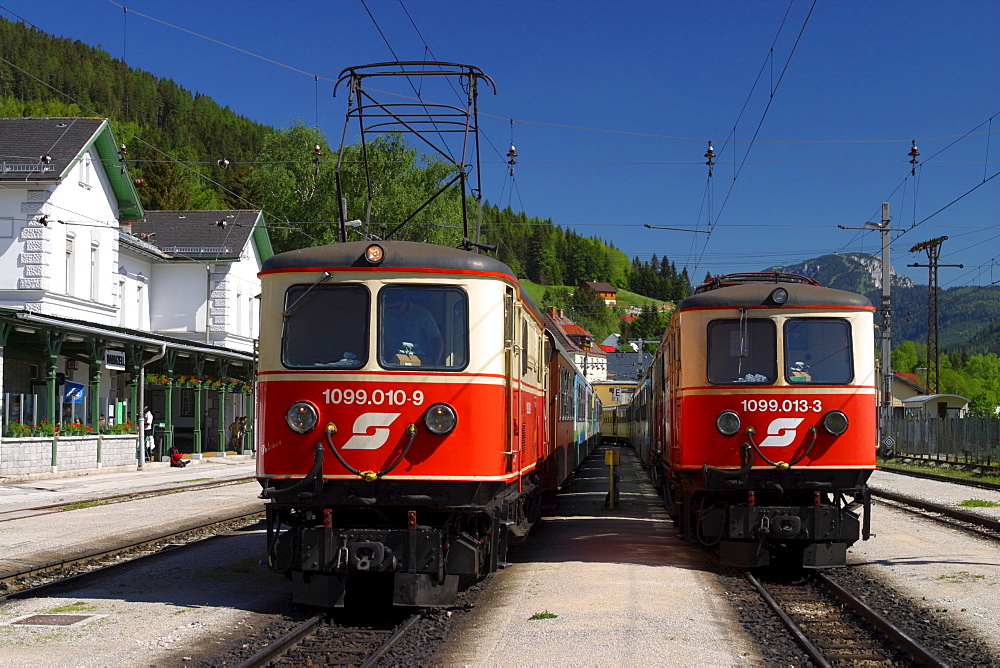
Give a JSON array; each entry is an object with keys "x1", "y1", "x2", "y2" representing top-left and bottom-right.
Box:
[{"x1": 543, "y1": 307, "x2": 607, "y2": 382}]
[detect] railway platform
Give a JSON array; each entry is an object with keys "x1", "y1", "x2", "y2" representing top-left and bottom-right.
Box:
[
  {"x1": 434, "y1": 444, "x2": 763, "y2": 666},
  {"x1": 0, "y1": 455, "x2": 261, "y2": 575}
]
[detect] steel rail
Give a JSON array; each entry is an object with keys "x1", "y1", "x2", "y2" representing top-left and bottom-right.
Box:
[
  {"x1": 871, "y1": 488, "x2": 1000, "y2": 533},
  {"x1": 360, "y1": 613, "x2": 424, "y2": 668},
  {"x1": 0, "y1": 510, "x2": 262, "y2": 594},
  {"x1": 235, "y1": 615, "x2": 324, "y2": 668},
  {"x1": 0, "y1": 476, "x2": 256, "y2": 522},
  {"x1": 815, "y1": 572, "x2": 949, "y2": 668},
  {"x1": 744, "y1": 572, "x2": 831, "y2": 668},
  {"x1": 878, "y1": 465, "x2": 1000, "y2": 492}
]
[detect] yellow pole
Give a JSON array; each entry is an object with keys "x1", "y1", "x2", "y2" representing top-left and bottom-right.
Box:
[{"x1": 605, "y1": 449, "x2": 620, "y2": 509}]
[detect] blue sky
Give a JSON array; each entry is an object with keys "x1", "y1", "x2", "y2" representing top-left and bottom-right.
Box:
[{"x1": 3, "y1": 0, "x2": 999, "y2": 287}]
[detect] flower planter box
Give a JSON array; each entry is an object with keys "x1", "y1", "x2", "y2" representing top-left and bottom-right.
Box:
[{"x1": 0, "y1": 434, "x2": 141, "y2": 476}]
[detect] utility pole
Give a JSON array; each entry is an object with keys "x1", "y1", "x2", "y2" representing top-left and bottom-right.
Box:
[
  {"x1": 908, "y1": 236, "x2": 963, "y2": 394},
  {"x1": 838, "y1": 203, "x2": 902, "y2": 451}
]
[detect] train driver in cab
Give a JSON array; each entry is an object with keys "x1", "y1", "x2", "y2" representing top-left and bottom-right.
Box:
[{"x1": 381, "y1": 290, "x2": 444, "y2": 367}]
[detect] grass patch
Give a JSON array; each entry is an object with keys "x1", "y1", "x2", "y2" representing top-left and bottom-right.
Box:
[
  {"x1": 528, "y1": 611, "x2": 558, "y2": 620},
  {"x1": 958, "y1": 499, "x2": 1000, "y2": 508},
  {"x1": 938, "y1": 571, "x2": 985, "y2": 581},
  {"x1": 63, "y1": 500, "x2": 108, "y2": 511},
  {"x1": 518, "y1": 278, "x2": 669, "y2": 311},
  {"x1": 45, "y1": 601, "x2": 94, "y2": 613}
]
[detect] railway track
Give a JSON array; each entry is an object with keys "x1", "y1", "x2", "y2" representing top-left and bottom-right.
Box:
[
  {"x1": 237, "y1": 612, "x2": 423, "y2": 668},
  {"x1": 0, "y1": 511, "x2": 262, "y2": 599},
  {"x1": 870, "y1": 488, "x2": 1000, "y2": 539},
  {"x1": 878, "y1": 465, "x2": 1000, "y2": 492},
  {"x1": 0, "y1": 476, "x2": 257, "y2": 522},
  {"x1": 746, "y1": 571, "x2": 947, "y2": 667}
]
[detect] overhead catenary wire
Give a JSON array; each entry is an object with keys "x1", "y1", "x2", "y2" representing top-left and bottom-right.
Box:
[
  {"x1": 18, "y1": 1, "x2": 967, "y2": 150},
  {"x1": 5, "y1": 1, "x2": 999, "y2": 292}
]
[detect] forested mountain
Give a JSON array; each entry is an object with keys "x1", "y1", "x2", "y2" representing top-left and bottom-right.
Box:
[
  {"x1": 0, "y1": 17, "x2": 272, "y2": 210},
  {"x1": 769, "y1": 253, "x2": 1000, "y2": 356},
  {"x1": 4, "y1": 16, "x2": 998, "y2": 392}
]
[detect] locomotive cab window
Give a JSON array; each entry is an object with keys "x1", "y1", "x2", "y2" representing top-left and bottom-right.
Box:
[
  {"x1": 379, "y1": 286, "x2": 468, "y2": 370},
  {"x1": 784, "y1": 318, "x2": 853, "y2": 384},
  {"x1": 707, "y1": 318, "x2": 776, "y2": 384},
  {"x1": 281, "y1": 283, "x2": 369, "y2": 369}
]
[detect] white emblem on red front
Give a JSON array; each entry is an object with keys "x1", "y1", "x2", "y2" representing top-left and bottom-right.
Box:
[
  {"x1": 342, "y1": 412, "x2": 402, "y2": 450},
  {"x1": 759, "y1": 417, "x2": 805, "y2": 447}
]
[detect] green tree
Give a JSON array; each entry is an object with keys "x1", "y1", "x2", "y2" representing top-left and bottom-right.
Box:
[
  {"x1": 244, "y1": 123, "x2": 340, "y2": 251},
  {"x1": 891, "y1": 341, "x2": 922, "y2": 374},
  {"x1": 622, "y1": 305, "x2": 670, "y2": 351}
]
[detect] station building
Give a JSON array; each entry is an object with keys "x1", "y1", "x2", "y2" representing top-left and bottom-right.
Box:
[{"x1": 0, "y1": 117, "x2": 272, "y2": 476}]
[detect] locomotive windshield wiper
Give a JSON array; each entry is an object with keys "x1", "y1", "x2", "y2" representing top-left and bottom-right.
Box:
[{"x1": 283, "y1": 271, "x2": 333, "y2": 318}]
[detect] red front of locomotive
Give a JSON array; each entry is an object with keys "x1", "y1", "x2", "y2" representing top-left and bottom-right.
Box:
[
  {"x1": 254, "y1": 241, "x2": 547, "y2": 607},
  {"x1": 676, "y1": 388, "x2": 876, "y2": 470},
  {"x1": 670, "y1": 297, "x2": 877, "y2": 474},
  {"x1": 256, "y1": 250, "x2": 541, "y2": 485},
  {"x1": 258, "y1": 372, "x2": 517, "y2": 481},
  {"x1": 659, "y1": 276, "x2": 877, "y2": 568}
]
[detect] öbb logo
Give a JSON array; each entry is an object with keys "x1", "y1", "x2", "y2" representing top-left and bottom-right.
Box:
[
  {"x1": 759, "y1": 417, "x2": 804, "y2": 447},
  {"x1": 342, "y1": 412, "x2": 401, "y2": 450}
]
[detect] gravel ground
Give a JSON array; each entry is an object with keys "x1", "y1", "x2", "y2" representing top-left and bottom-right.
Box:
[
  {"x1": 4, "y1": 458, "x2": 998, "y2": 666},
  {"x1": 432, "y1": 452, "x2": 763, "y2": 666},
  {"x1": 0, "y1": 524, "x2": 297, "y2": 667},
  {"x1": 848, "y1": 475, "x2": 1000, "y2": 661}
]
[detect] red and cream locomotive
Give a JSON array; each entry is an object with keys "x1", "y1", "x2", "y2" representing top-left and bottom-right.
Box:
[
  {"x1": 630, "y1": 272, "x2": 876, "y2": 568},
  {"x1": 256, "y1": 240, "x2": 598, "y2": 607}
]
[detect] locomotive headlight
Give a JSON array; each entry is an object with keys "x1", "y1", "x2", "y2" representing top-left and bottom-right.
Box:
[
  {"x1": 286, "y1": 401, "x2": 319, "y2": 433},
  {"x1": 770, "y1": 287, "x2": 788, "y2": 305},
  {"x1": 822, "y1": 410, "x2": 849, "y2": 436},
  {"x1": 424, "y1": 402, "x2": 457, "y2": 436},
  {"x1": 716, "y1": 410, "x2": 741, "y2": 436},
  {"x1": 364, "y1": 243, "x2": 385, "y2": 265}
]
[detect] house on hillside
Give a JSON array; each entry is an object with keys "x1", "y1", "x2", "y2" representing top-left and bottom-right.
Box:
[
  {"x1": 0, "y1": 117, "x2": 271, "y2": 474},
  {"x1": 579, "y1": 281, "x2": 617, "y2": 306},
  {"x1": 543, "y1": 307, "x2": 607, "y2": 382}
]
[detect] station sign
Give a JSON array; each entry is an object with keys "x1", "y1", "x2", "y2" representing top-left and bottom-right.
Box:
[{"x1": 105, "y1": 350, "x2": 126, "y2": 370}]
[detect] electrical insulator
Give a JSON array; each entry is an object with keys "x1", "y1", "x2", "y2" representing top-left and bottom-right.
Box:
[{"x1": 908, "y1": 140, "x2": 920, "y2": 176}]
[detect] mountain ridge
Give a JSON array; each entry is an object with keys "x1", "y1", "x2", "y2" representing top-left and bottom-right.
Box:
[{"x1": 765, "y1": 253, "x2": 1000, "y2": 355}]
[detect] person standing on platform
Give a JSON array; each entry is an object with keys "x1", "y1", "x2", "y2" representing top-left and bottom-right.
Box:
[{"x1": 143, "y1": 406, "x2": 154, "y2": 460}]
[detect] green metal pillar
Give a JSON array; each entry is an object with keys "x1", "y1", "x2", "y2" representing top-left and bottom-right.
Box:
[
  {"x1": 217, "y1": 359, "x2": 230, "y2": 453},
  {"x1": 218, "y1": 387, "x2": 227, "y2": 453},
  {"x1": 164, "y1": 380, "x2": 174, "y2": 453},
  {"x1": 192, "y1": 355, "x2": 206, "y2": 454},
  {"x1": 163, "y1": 350, "x2": 177, "y2": 453},
  {"x1": 193, "y1": 382, "x2": 203, "y2": 454},
  {"x1": 88, "y1": 338, "x2": 105, "y2": 464},
  {"x1": 43, "y1": 332, "x2": 63, "y2": 468},
  {"x1": 243, "y1": 386, "x2": 254, "y2": 454}
]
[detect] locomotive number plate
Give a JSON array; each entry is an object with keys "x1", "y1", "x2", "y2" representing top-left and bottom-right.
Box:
[
  {"x1": 322, "y1": 388, "x2": 426, "y2": 406},
  {"x1": 740, "y1": 398, "x2": 822, "y2": 413}
]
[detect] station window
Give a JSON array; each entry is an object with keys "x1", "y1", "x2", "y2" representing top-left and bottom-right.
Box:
[
  {"x1": 784, "y1": 318, "x2": 853, "y2": 384},
  {"x1": 281, "y1": 283, "x2": 369, "y2": 369},
  {"x1": 707, "y1": 318, "x2": 776, "y2": 385},
  {"x1": 378, "y1": 286, "x2": 468, "y2": 370}
]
